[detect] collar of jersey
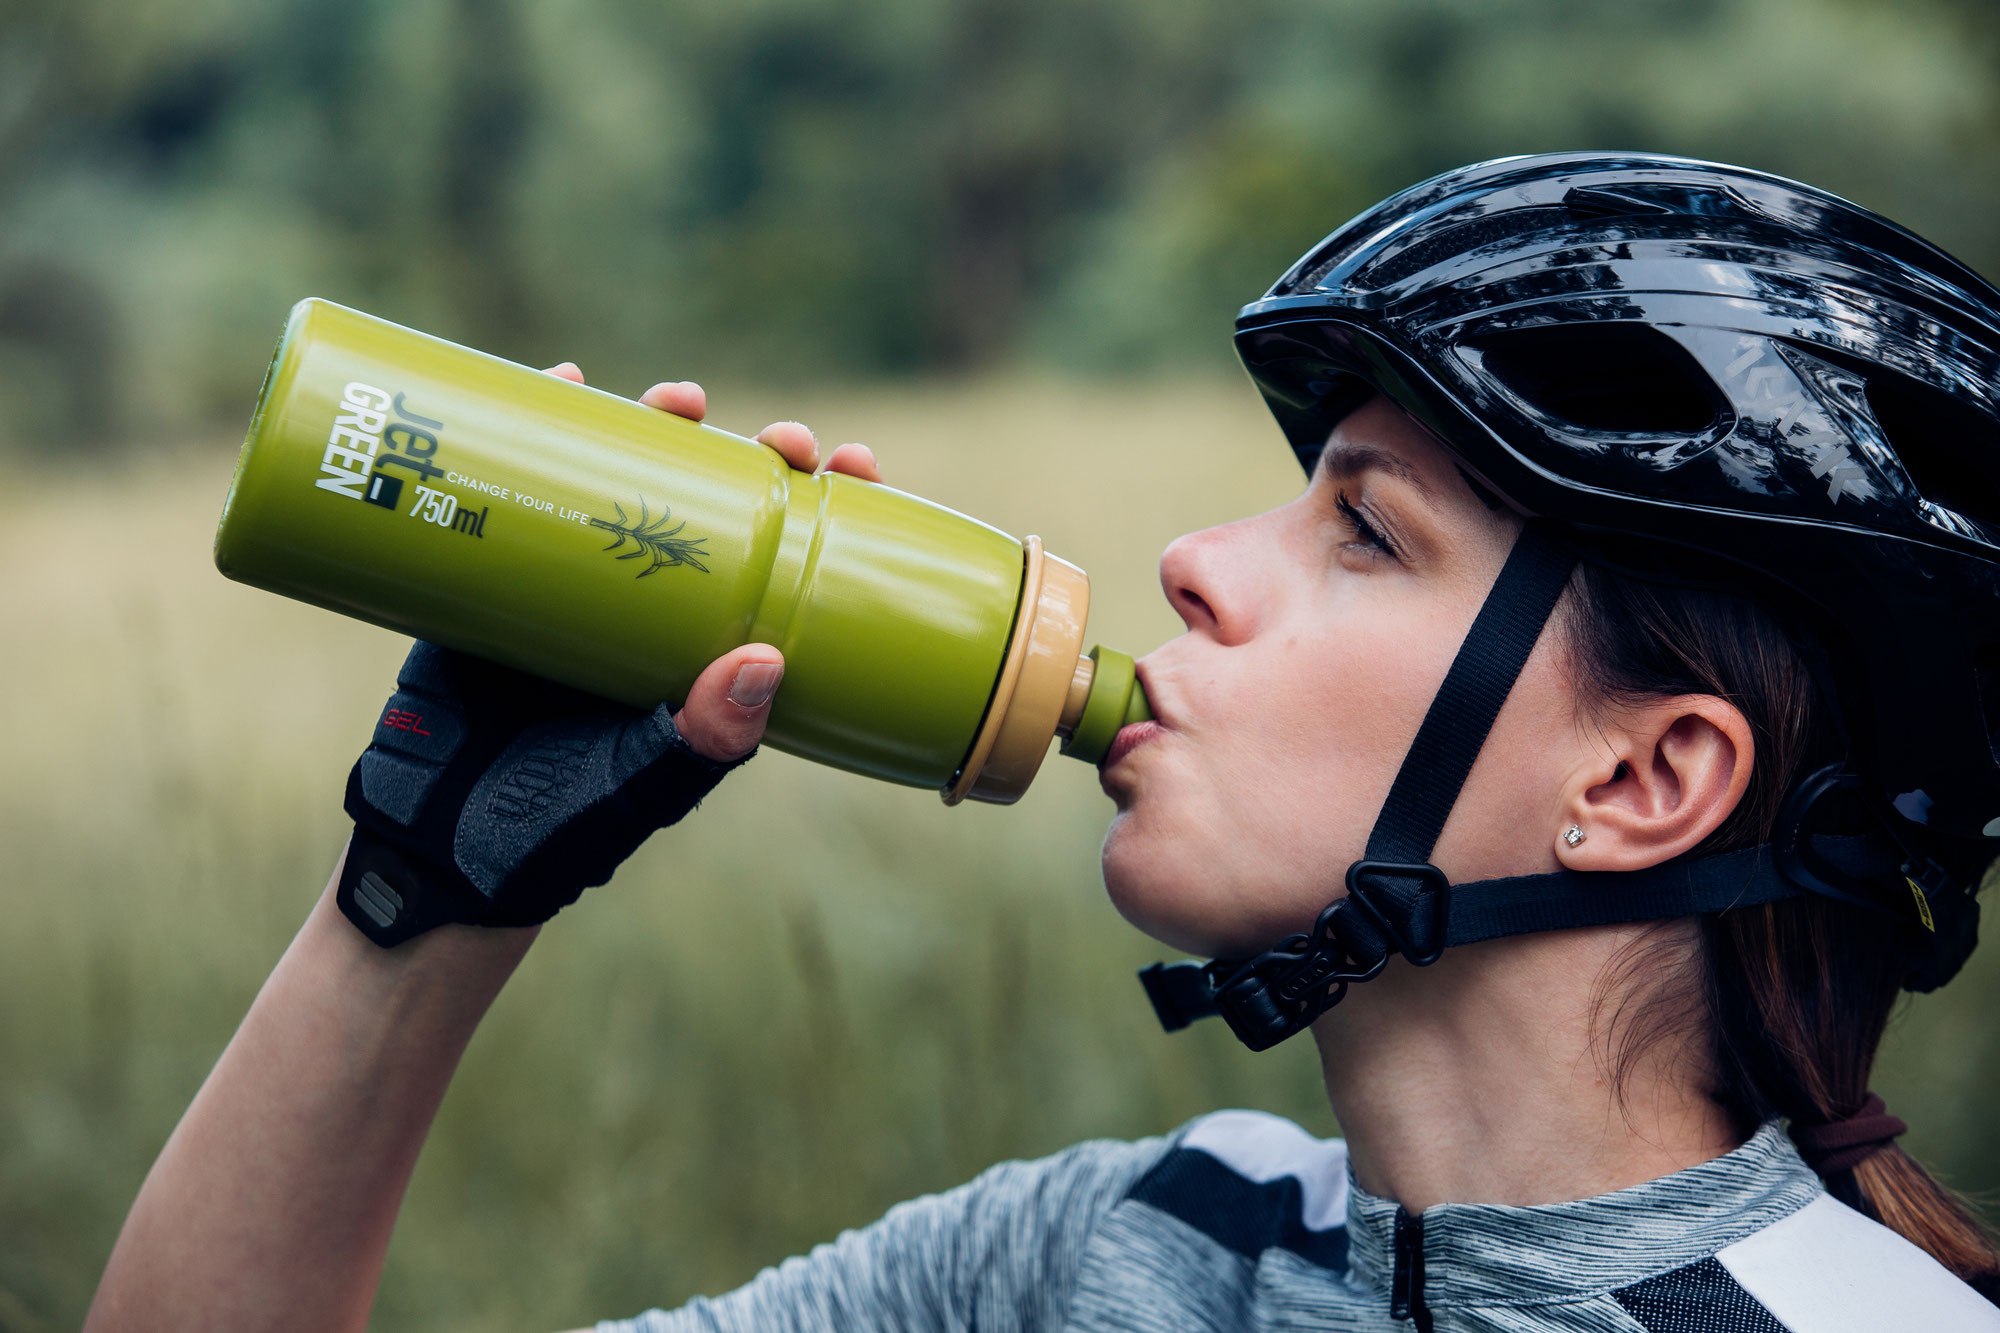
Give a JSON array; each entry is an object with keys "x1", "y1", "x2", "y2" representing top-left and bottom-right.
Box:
[{"x1": 1341, "y1": 1122, "x2": 1821, "y2": 1307}]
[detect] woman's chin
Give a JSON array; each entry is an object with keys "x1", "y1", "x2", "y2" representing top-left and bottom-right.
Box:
[{"x1": 1100, "y1": 815, "x2": 1274, "y2": 958}]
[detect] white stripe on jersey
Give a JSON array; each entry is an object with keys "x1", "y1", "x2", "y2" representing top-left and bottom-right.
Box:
[
  {"x1": 1179, "y1": 1108, "x2": 1350, "y2": 1232},
  {"x1": 1717, "y1": 1193, "x2": 2000, "y2": 1332}
]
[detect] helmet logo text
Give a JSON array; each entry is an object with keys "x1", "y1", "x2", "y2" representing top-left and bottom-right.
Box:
[
  {"x1": 1809, "y1": 441, "x2": 1867, "y2": 504},
  {"x1": 1728, "y1": 336, "x2": 1870, "y2": 505}
]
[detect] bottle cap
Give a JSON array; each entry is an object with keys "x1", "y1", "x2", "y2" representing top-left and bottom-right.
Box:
[
  {"x1": 945, "y1": 536, "x2": 1090, "y2": 804},
  {"x1": 943, "y1": 535, "x2": 1151, "y2": 804}
]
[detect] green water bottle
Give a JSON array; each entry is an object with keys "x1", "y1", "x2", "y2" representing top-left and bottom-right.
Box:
[{"x1": 213, "y1": 299, "x2": 1150, "y2": 804}]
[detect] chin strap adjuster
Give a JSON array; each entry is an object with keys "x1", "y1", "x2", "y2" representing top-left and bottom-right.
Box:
[{"x1": 1140, "y1": 860, "x2": 1454, "y2": 1052}]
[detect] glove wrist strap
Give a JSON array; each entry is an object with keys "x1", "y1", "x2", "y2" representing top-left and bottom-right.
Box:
[{"x1": 336, "y1": 827, "x2": 506, "y2": 947}]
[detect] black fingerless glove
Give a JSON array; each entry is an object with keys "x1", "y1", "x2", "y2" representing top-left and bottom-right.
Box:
[{"x1": 337, "y1": 641, "x2": 749, "y2": 946}]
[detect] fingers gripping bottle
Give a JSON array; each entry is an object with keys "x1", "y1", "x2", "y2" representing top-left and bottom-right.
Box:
[{"x1": 214, "y1": 299, "x2": 1150, "y2": 803}]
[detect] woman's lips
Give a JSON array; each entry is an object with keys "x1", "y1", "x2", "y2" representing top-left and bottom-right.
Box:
[{"x1": 1101, "y1": 719, "x2": 1164, "y2": 771}]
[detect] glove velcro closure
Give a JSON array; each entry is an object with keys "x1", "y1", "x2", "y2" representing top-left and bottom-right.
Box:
[{"x1": 336, "y1": 827, "x2": 541, "y2": 947}]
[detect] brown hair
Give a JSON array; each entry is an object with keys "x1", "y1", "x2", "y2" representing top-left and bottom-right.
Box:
[{"x1": 1562, "y1": 558, "x2": 2000, "y2": 1298}]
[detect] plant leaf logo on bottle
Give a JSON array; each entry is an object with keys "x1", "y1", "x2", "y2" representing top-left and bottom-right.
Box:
[{"x1": 589, "y1": 498, "x2": 710, "y2": 576}]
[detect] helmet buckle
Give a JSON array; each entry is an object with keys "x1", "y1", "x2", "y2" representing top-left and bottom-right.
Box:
[{"x1": 1343, "y1": 859, "x2": 1453, "y2": 967}]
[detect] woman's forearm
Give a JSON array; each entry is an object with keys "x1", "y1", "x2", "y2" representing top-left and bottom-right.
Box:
[{"x1": 86, "y1": 840, "x2": 540, "y2": 1333}]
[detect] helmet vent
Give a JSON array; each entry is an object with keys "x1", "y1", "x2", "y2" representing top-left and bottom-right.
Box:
[
  {"x1": 1860, "y1": 370, "x2": 2000, "y2": 536},
  {"x1": 1468, "y1": 322, "x2": 1725, "y2": 435}
]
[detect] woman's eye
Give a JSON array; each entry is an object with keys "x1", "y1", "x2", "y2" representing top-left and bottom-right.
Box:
[{"x1": 1335, "y1": 491, "x2": 1395, "y2": 557}]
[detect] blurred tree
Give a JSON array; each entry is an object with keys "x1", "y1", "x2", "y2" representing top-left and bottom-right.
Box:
[
  {"x1": 0, "y1": 0, "x2": 1993, "y2": 439},
  {"x1": 436, "y1": 0, "x2": 536, "y2": 343},
  {"x1": 0, "y1": 257, "x2": 117, "y2": 448}
]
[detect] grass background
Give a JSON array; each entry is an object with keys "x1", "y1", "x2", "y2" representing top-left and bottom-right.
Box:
[{"x1": 4, "y1": 378, "x2": 2000, "y2": 1330}]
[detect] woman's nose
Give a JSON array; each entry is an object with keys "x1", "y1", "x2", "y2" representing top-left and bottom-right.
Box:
[{"x1": 1160, "y1": 521, "x2": 1257, "y2": 644}]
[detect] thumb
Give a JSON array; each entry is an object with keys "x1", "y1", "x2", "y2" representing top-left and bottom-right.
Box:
[{"x1": 673, "y1": 645, "x2": 784, "y2": 762}]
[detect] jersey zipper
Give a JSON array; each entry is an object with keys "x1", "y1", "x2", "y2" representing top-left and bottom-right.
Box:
[{"x1": 1391, "y1": 1205, "x2": 1434, "y2": 1331}]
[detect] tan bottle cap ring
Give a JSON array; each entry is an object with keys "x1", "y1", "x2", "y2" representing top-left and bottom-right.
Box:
[{"x1": 943, "y1": 535, "x2": 1092, "y2": 805}]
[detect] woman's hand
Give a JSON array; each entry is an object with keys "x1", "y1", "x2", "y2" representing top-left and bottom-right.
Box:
[{"x1": 548, "y1": 365, "x2": 881, "y2": 761}]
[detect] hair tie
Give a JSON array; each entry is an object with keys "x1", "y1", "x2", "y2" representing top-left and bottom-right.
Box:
[{"x1": 1789, "y1": 1091, "x2": 1909, "y2": 1175}]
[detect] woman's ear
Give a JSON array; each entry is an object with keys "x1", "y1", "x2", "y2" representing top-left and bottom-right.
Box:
[{"x1": 1556, "y1": 696, "x2": 1755, "y2": 872}]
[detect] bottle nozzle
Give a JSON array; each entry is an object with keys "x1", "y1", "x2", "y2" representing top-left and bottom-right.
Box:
[{"x1": 1059, "y1": 645, "x2": 1149, "y2": 765}]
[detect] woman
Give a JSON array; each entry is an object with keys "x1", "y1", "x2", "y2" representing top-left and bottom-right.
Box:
[{"x1": 88, "y1": 154, "x2": 2000, "y2": 1330}]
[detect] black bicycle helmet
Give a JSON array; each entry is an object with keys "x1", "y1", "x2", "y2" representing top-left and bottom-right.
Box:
[{"x1": 1143, "y1": 152, "x2": 2000, "y2": 1051}]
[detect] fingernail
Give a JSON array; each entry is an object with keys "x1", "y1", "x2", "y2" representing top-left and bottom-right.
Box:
[{"x1": 728, "y1": 662, "x2": 783, "y2": 708}]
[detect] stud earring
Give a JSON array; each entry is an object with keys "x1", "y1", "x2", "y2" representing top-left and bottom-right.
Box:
[{"x1": 1563, "y1": 824, "x2": 1585, "y2": 848}]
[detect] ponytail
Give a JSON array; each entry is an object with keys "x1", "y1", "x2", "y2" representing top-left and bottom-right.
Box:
[
  {"x1": 1859, "y1": 1148, "x2": 2000, "y2": 1295},
  {"x1": 1706, "y1": 896, "x2": 2000, "y2": 1295},
  {"x1": 1565, "y1": 560, "x2": 2000, "y2": 1296}
]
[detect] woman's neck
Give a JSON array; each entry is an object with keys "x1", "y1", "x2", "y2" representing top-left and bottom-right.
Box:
[{"x1": 1309, "y1": 923, "x2": 1742, "y2": 1213}]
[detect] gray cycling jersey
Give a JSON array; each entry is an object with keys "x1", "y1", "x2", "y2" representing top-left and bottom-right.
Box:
[{"x1": 597, "y1": 1111, "x2": 1998, "y2": 1332}]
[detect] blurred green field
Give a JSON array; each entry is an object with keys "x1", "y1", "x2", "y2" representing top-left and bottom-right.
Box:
[{"x1": 5, "y1": 377, "x2": 2000, "y2": 1331}]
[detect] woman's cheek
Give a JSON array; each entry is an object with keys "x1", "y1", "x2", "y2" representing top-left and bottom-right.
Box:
[
  {"x1": 1101, "y1": 806, "x2": 1198, "y2": 950},
  {"x1": 1101, "y1": 805, "x2": 1236, "y2": 956}
]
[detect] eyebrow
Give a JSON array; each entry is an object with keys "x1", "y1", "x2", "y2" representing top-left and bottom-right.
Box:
[{"x1": 1315, "y1": 442, "x2": 1441, "y2": 507}]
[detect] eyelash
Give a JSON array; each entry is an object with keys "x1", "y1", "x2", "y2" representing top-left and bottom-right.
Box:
[{"x1": 1335, "y1": 490, "x2": 1396, "y2": 558}]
